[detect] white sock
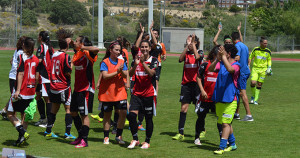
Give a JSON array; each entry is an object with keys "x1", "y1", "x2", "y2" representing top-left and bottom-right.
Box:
[{"x1": 15, "y1": 122, "x2": 21, "y2": 127}]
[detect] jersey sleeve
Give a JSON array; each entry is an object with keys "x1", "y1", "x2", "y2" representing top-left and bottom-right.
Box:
[
  {"x1": 198, "y1": 62, "x2": 208, "y2": 77},
  {"x1": 64, "y1": 54, "x2": 72, "y2": 73},
  {"x1": 215, "y1": 62, "x2": 220, "y2": 72},
  {"x1": 36, "y1": 45, "x2": 44, "y2": 59},
  {"x1": 249, "y1": 48, "x2": 255, "y2": 60},
  {"x1": 17, "y1": 56, "x2": 24, "y2": 72},
  {"x1": 267, "y1": 51, "x2": 272, "y2": 67},
  {"x1": 100, "y1": 62, "x2": 108, "y2": 72},
  {"x1": 150, "y1": 57, "x2": 159, "y2": 70}
]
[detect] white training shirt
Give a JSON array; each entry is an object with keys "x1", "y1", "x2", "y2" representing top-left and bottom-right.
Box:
[{"x1": 9, "y1": 49, "x2": 24, "y2": 80}]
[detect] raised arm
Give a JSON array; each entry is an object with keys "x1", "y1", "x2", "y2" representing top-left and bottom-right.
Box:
[
  {"x1": 135, "y1": 23, "x2": 144, "y2": 48},
  {"x1": 237, "y1": 22, "x2": 243, "y2": 43},
  {"x1": 213, "y1": 24, "x2": 222, "y2": 46},
  {"x1": 149, "y1": 21, "x2": 158, "y2": 46},
  {"x1": 81, "y1": 46, "x2": 100, "y2": 55},
  {"x1": 219, "y1": 46, "x2": 235, "y2": 74}
]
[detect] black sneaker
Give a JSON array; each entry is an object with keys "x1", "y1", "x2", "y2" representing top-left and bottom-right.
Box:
[
  {"x1": 13, "y1": 134, "x2": 26, "y2": 147},
  {"x1": 233, "y1": 114, "x2": 240, "y2": 120}
]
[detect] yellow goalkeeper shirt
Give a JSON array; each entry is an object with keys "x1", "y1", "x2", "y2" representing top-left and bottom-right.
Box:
[{"x1": 249, "y1": 47, "x2": 272, "y2": 68}]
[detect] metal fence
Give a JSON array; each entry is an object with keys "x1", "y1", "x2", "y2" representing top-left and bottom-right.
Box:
[{"x1": 204, "y1": 35, "x2": 300, "y2": 53}]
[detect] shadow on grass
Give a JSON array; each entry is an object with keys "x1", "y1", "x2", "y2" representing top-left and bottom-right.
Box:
[
  {"x1": 160, "y1": 132, "x2": 193, "y2": 138},
  {"x1": 187, "y1": 140, "x2": 218, "y2": 151},
  {"x1": 2, "y1": 140, "x2": 29, "y2": 148}
]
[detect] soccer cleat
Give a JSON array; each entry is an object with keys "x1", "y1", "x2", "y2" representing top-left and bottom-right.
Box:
[
  {"x1": 91, "y1": 114, "x2": 103, "y2": 122},
  {"x1": 224, "y1": 144, "x2": 237, "y2": 152},
  {"x1": 115, "y1": 136, "x2": 125, "y2": 145},
  {"x1": 70, "y1": 138, "x2": 82, "y2": 145},
  {"x1": 103, "y1": 137, "x2": 109, "y2": 144},
  {"x1": 24, "y1": 132, "x2": 30, "y2": 141},
  {"x1": 240, "y1": 116, "x2": 254, "y2": 122},
  {"x1": 44, "y1": 131, "x2": 58, "y2": 138},
  {"x1": 141, "y1": 142, "x2": 150, "y2": 149},
  {"x1": 172, "y1": 133, "x2": 184, "y2": 141},
  {"x1": 250, "y1": 96, "x2": 254, "y2": 104},
  {"x1": 75, "y1": 139, "x2": 88, "y2": 148},
  {"x1": 254, "y1": 101, "x2": 258, "y2": 105},
  {"x1": 13, "y1": 134, "x2": 26, "y2": 147},
  {"x1": 127, "y1": 140, "x2": 140, "y2": 149},
  {"x1": 194, "y1": 138, "x2": 202, "y2": 146},
  {"x1": 214, "y1": 148, "x2": 225, "y2": 155},
  {"x1": 233, "y1": 113, "x2": 240, "y2": 120},
  {"x1": 138, "y1": 125, "x2": 146, "y2": 131},
  {"x1": 200, "y1": 131, "x2": 206, "y2": 139},
  {"x1": 34, "y1": 118, "x2": 47, "y2": 126},
  {"x1": 64, "y1": 133, "x2": 76, "y2": 139},
  {"x1": 1, "y1": 110, "x2": 8, "y2": 121},
  {"x1": 125, "y1": 120, "x2": 129, "y2": 126}
]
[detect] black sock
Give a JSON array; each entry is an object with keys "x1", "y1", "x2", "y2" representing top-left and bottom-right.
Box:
[
  {"x1": 178, "y1": 112, "x2": 187, "y2": 135},
  {"x1": 72, "y1": 115, "x2": 82, "y2": 138},
  {"x1": 127, "y1": 112, "x2": 138, "y2": 141},
  {"x1": 65, "y1": 113, "x2": 72, "y2": 135},
  {"x1": 82, "y1": 125, "x2": 89, "y2": 144},
  {"x1": 195, "y1": 107, "x2": 207, "y2": 139},
  {"x1": 217, "y1": 123, "x2": 222, "y2": 139},
  {"x1": 16, "y1": 125, "x2": 26, "y2": 136},
  {"x1": 99, "y1": 106, "x2": 104, "y2": 118},
  {"x1": 46, "y1": 113, "x2": 56, "y2": 133},
  {"x1": 37, "y1": 99, "x2": 46, "y2": 119},
  {"x1": 46, "y1": 103, "x2": 52, "y2": 120},
  {"x1": 145, "y1": 114, "x2": 153, "y2": 144},
  {"x1": 104, "y1": 130, "x2": 109, "y2": 138},
  {"x1": 116, "y1": 128, "x2": 123, "y2": 137}
]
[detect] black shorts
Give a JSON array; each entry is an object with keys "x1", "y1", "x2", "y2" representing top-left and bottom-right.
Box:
[
  {"x1": 71, "y1": 91, "x2": 94, "y2": 115},
  {"x1": 179, "y1": 82, "x2": 200, "y2": 105},
  {"x1": 130, "y1": 95, "x2": 156, "y2": 116},
  {"x1": 8, "y1": 99, "x2": 33, "y2": 113},
  {"x1": 49, "y1": 88, "x2": 72, "y2": 106},
  {"x1": 155, "y1": 66, "x2": 162, "y2": 81},
  {"x1": 9, "y1": 79, "x2": 16, "y2": 94},
  {"x1": 101, "y1": 100, "x2": 127, "y2": 112}
]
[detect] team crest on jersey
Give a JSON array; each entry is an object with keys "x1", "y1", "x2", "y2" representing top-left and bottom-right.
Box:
[{"x1": 265, "y1": 53, "x2": 268, "y2": 56}]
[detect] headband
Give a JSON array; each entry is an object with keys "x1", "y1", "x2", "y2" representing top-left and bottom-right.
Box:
[
  {"x1": 224, "y1": 38, "x2": 232, "y2": 41},
  {"x1": 109, "y1": 42, "x2": 119, "y2": 48}
]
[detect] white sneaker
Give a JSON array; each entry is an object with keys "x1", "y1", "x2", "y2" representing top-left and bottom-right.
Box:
[
  {"x1": 240, "y1": 116, "x2": 254, "y2": 122},
  {"x1": 194, "y1": 138, "x2": 202, "y2": 146},
  {"x1": 141, "y1": 142, "x2": 150, "y2": 149},
  {"x1": 103, "y1": 137, "x2": 109, "y2": 144},
  {"x1": 254, "y1": 101, "x2": 258, "y2": 105},
  {"x1": 250, "y1": 97, "x2": 254, "y2": 104},
  {"x1": 35, "y1": 119, "x2": 47, "y2": 126},
  {"x1": 127, "y1": 140, "x2": 140, "y2": 149}
]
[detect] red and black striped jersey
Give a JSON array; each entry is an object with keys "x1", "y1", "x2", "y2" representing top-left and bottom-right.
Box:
[
  {"x1": 181, "y1": 51, "x2": 201, "y2": 85},
  {"x1": 50, "y1": 51, "x2": 72, "y2": 93},
  {"x1": 131, "y1": 56, "x2": 158, "y2": 97},
  {"x1": 16, "y1": 53, "x2": 39, "y2": 99}
]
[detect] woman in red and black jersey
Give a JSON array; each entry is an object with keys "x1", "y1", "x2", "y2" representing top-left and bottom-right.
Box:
[{"x1": 173, "y1": 34, "x2": 203, "y2": 141}]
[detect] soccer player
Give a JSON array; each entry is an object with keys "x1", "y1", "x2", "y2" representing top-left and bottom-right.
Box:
[
  {"x1": 248, "y1": 37, "x2": 272, "y2": 105},
  {"x1": 45, "y1": 29, "x2": 74, "y2": 139},
  {"x1": 34, "y1": 31, "x2": 54, "y2": 128},
  {"x1": 7, "y1": 37, "x2": 39, "y2": 146},
  {"x1": 127, "y1": 40, "x2": 158, "y2": 149},
  {"x1": 1, "y1": 36, "x2": 26, "y2": 121},
  {"x1": 172, "y1": 34, "x2": 202, "y2": 141},
  {"x1": 194, "y1": 45, "x2": 220, "y2": 145},
  {"x1": 70, "y1": 36, "x2": 99, "y2": 148},
  {"x1": 98, "y1": 41, "x2": 128, "y2": 145},
  {"x1": 231, "y1": 32, "x2": 254, "y2": 121},
  {"x1": 208, "y1": 44, "x2": 240, "y2": 154}
]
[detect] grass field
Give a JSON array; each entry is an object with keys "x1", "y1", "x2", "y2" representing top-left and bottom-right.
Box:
[{"x1": 0, "y1": 50, "x2": 299, "y2": 157}]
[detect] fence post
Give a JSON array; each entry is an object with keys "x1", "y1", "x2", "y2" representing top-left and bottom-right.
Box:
[
  {"x1": 277, "y1": 36, "x2": 280, "y2": 52},
  {"x1": 292, "y1": 35, "x2": 295, "y2": 51}
]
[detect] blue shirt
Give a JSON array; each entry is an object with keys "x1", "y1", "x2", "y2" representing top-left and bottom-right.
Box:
[
  {"x1": 235, "y1": 41, "x2": 250, "y2": 75},
  {"x1": 100, "y1": 57, "x2": 128, "y2": 71}
]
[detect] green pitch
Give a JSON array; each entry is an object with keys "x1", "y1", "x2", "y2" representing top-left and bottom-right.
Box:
[{"x1": 0, "y1": 50, "x2": 299, "y2": 157}]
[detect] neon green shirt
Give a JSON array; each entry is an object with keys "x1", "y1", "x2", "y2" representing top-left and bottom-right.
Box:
[{"x1": 249, "y1": 47, "x2": 272, "y2": 68}]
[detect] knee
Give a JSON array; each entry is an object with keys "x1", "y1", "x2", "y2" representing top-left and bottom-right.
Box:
[{"x1": 127, "y1": 112, "x2": 137, "y2": 121}]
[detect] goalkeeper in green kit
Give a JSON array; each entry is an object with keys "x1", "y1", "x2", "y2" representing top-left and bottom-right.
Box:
[{"x1": 248, "y1": 37, "x2": 272, "y2": 105}]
